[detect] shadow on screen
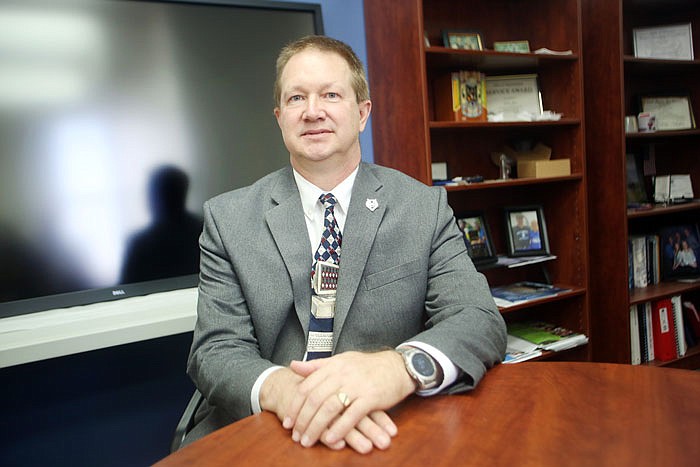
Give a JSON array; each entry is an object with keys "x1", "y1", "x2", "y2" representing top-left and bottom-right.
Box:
[{"x1": 121, "y1": 165, "x2": 203, "y2": 284}]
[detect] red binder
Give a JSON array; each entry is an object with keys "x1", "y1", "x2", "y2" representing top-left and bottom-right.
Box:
[{"x1": 651, "y1": 298, "x2": 678, "y2": 362}]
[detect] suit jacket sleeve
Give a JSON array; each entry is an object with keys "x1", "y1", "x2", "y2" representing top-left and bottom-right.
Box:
[
  {"x1": 186, "y1": 199, "x2": 275, "y2": 422},
  {"x1": 411, "y1": 186, "x2": 506, "y2": 392}
]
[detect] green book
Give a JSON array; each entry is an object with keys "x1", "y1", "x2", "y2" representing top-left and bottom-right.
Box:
[{"x1": 508, "y1": 321, "x2": 577, "y2": 345}]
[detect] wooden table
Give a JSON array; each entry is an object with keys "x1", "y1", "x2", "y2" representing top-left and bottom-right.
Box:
[{"x1": 155, "y1": 362, "x2": 700, "y2": 466}]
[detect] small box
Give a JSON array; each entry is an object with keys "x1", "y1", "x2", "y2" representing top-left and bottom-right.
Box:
[
  {"x1": 431, "y1": 162, "x2": 448, "y2": 181},
  {"x1": 517, "y1": 159, "x2": 571, "y2": 178}
]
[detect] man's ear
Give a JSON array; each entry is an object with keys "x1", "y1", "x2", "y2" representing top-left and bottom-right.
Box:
[
  {"x1": 358, "y1": 100, "x2": 372, "y2": 132},
  {"x1": 273, "y1": 107, "x2": 281, "y2": 126}
]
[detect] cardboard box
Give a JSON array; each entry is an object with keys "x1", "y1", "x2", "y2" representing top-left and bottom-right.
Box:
[{"x1": 517, "y1": 159, "x2": 571, "y2": 178}]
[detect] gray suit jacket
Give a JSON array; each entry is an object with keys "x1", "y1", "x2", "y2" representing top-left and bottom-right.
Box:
[{"x1": 185, "y1": 162, "x2": 506, "y2": 442}]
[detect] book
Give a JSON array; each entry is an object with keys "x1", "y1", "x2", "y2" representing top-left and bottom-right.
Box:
[
  {"x1": 490, "y1": 281, "x2": 570, "y2": 308},
  {"x1": 643, "y1": 302, "x2": 655, "y2": 362},
  {"x1": 682, "y1": 300, "x2": 700, "y2": 345},
  {"x1": 650, "y1": 298, "x2": 677, "y2": 362},
  {"x1": 433, "y1": 70, "x2": 487, "y2": 122},
  {"x1": 637, "y1": 303, "x2": 650, "y2": 363},
  {"x1": 629, "y1": 235, "x2": 648, "y2": 288},
  {"x1": 670, "y1": 295, "x2": 687, "y2": 357},
  {"x1": 503, "y1": 334, "x2": 543, "y2": 364},
  {"x1": 533, "y1": 47, "x2": 573, "y2": 55},
  {"x1": 494, "y1": 254, "x2": 557, "y2": 269},
  {"x1": 646, "y1": 235, "x2": 660, "y2": 285},
  {"x1": 507, "y1": 321, "x2": 588, "y2": 352},
  {"x1": 629, "y1": 305, "x2": 642, "y2": 365}
]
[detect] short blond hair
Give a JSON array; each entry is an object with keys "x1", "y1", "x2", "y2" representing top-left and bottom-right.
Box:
[{"x1": 274, "y1": 35, "x2": 370, "y2": 106}]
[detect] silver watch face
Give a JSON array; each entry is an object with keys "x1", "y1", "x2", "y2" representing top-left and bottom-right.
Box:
[{"x1": 411, "y1": 352, "x2": 435, "y2": 377}]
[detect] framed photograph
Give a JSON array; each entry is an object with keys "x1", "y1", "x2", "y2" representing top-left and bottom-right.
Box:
[
  {"x1": 504, "y1": 206, "x2": 550, "y2": 257},
  {"x1": 442, "y1": 30, "x2": 483, "y2": 51},
  {"x1": 431, "y1": 161, "x2": 448, "y2": 181},
  {"x1": 639, "y1": 94, "x2": 696, "y2": 131},
  {"x1": 633, "y1": 23, "x2": 694, "y2": 60},
  {"x1": 456, "y1": 212, "x2": 497, "y2": 265},
  {"x1": 493, "y1": 40, "x2": 531, "y2": 53},
  {"x1": 659, "y1": 224, "x2": 700, "y2": 280},
  {"x1": 485, "y1": 74, "x2": 542, "y2": 119}
]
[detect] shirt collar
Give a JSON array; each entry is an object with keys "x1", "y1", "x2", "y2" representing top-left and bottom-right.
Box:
[{"x1": 293, "y1": 165, "x2": 358, "y2": 220}]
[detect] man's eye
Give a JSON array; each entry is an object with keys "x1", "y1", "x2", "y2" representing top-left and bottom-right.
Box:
[
  {"x1": 326, "y1": 92, "x2": 339, "y2": 99},
  {"x1": 288, "y1": 95, "x2": 303, "y2": 103}
]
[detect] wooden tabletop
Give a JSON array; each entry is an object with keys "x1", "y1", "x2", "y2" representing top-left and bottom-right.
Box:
[{"x1": 155, "y1": 362, "x2": 700, "y2": 466}]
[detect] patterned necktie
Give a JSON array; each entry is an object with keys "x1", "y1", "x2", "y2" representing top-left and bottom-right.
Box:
[{"x1": 305, "y1": 193, "x2": 342, "y2": 360}]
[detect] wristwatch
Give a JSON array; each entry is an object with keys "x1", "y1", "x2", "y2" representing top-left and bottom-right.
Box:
[{"x1": 396, "y1": 346, "x2": 442, "y2": 391}]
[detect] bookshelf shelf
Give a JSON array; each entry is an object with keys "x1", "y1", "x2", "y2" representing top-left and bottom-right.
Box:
[
  {"x1": 365, "y1": 0, "x2": 589, "y2": 362},
  {"x1": 496, "y1": 286, "x2": 586, "y2": 314},
  {"x1": 583, "y1": 0, "x2": 700, "y2": 366},
  {"x1": 625, "y1": 129, "x2": 700, "y2": 139},
  {"x1": 429, "y1": 118, "x2": 581, "y2": 129},
  {"x1": 630, "y1": 281, "x2": 700, "y2": 305},
  {"x1": 654, "y1": 343, "x2": 700, "y2": 370},
  {"x1": 426, "y1": 47, "x2": 578, "y2": 71},
  {"x1": 627, "y1": 200, "x2": 700, "y2": 219},
  {"x1": 443, "y1": 175, "x2": 583, "y2": 193}
]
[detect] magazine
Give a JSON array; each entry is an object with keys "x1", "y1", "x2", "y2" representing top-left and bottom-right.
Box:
[{"x1": 490, "y1": 281, "x2": 570, "y2": 308}]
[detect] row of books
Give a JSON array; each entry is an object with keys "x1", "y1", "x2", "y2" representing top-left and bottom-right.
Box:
[
  {"x1": 629, "y1": 295, "x2": 700, "y2": 364},
  {"x1": 503, "y1": 321, "x2": 589, "y2": 364},
  {"x1": 628, "y1": 234, "x2": 660, "y2": 289}
]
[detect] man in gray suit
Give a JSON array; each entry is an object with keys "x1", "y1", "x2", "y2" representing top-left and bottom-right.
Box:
[{"x1": 186, "y1": 35, "x2": 506, "y2": 453}]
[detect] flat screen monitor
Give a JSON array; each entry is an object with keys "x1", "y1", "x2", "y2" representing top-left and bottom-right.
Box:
[{"x1": 0, "y1": 0, "x2": 323, "y2": 318}]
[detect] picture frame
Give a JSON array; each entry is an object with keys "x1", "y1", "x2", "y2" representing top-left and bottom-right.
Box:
[
  {"x1": 442, "y1": 30, "x2": 483, "y2": 51},
  {"x1": 431, "y1": 161, "x2": 448, "y2": 181},
  {"x1": 485, "y1": 74, "x2": 542, "y2": 119},
  {"x1": 493, "y1": 40, "x2": 531, "y2": 53},
  {"x1": 456, "y1": 212, "x2": 498, "y2": 265},
  {"x1": 658, "y1": 224, "x2": 700, "y2": 280},
  {"x1": 504, "y1": 205, "x2": 550, "y2": 257},
  {"x1": 633, "y1": 23, "x2": 694, "y2": 60},
  {"x1": 639, "y1": 94, "x2": 696, "y2": 131},
  {"x1": 626, "y1": 153, "x2": 649, "y2": 206}
]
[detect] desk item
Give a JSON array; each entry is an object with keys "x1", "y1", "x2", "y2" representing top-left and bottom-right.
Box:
[
  {"x1": 155, "y1": 362, "x2": 700, "y2": 467},
  {"x1": 654, "y1": 174, "x2": 694, "y2": 203},
  {"x1": 640, "y1": 95, "x2": 695, "y2": 131},
  {"x1": 638, "y1": 112, "x2": 657, "y2": 132}
]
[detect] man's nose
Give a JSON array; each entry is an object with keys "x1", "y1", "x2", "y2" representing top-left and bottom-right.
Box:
[{"x1": 304, "y1": 95, "x2": 326, "y2": 119}]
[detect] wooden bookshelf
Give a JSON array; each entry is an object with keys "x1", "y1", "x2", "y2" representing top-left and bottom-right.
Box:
[
  {"x1": 364, "y1": 0, "x2": 590, "y2": 362},
  {"x1": 582, "y1": 0, "x2": 700, "y2": 368}
]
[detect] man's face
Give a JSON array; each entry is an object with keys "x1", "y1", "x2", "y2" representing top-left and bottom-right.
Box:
[{"x1": 274, "y1": 49, "x2": 371, "y2": 169}]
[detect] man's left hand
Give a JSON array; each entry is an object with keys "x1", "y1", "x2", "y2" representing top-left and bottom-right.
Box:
[{"x1": 284, "y1": 350, "x2": 417, "y2": 452}]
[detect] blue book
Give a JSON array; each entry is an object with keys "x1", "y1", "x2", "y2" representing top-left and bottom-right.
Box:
[{"x1": 490, "y1": 281, "x2": 570, "y2": 307}]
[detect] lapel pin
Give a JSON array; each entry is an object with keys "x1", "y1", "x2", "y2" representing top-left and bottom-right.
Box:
[{"x1": 365, "y1": 198, "x2": 379, "y2": 212}]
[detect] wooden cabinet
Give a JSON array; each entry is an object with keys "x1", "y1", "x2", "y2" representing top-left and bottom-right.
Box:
[
  {"x1": 364, "y1": 0, "x2": 590, "y2": 361},
  {"x1": 582, "y1": 0, "x2": 700, "y2": 368}
]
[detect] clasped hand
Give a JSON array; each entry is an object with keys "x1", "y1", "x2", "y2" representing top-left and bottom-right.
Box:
[{"x1": 261, "y1": 350, "x2": 416, "y2": 453}]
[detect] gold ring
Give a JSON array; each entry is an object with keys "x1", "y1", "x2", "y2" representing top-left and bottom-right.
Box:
[{"x1": 337, "y1": 392, "x2": 350, "y2": 408}]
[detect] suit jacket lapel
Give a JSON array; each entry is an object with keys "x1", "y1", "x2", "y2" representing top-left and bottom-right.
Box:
[
  {"x1": 265, "y1": 168, "x2": 313, "y2": 336},
  {"x1": 334, "y1": 164, "x2": 385, "y2": 347}
]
